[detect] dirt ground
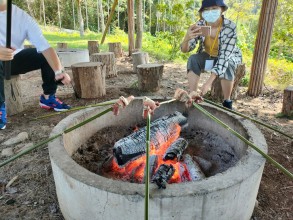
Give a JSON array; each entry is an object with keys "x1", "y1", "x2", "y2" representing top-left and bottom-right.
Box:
[{"x1": 0, "y1": 55, "x2": 292, "y2": 220}]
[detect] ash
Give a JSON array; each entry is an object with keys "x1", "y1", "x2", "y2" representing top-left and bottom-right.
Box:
[{"x1": 72, "y1": 126, "x2": 239, "y2": 179}]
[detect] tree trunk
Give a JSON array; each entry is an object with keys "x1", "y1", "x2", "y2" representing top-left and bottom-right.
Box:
[
  {"x1": 90, "y1": 52, "x2": 117, "y2": 78},
  {"x1": 77, "y1": 0, "x2": 85, "y2": 37},
  {"x1": 41, "y1": 0, "x2": 46, "y2": 27},
  {"x1": 26, "y1": 0, "x2": 35, "y2": 18},
  {"x1": 127, "y1": 0, "x2": 135, "y2": 56},
  {"x1": 88, "y1": 41, "x2": 100, "y2": 56},
  {"x1": 135, "y1": 0, "x2": 143, "y2": 50},
  {"x1": 137, "y1": 64, "x2": 164, "y2": 92},
  {"x1": 72, "y1": 62, "x2": 106, "y2": 98},
  {"x1": 72, "y1": 0, "x2": 76, "y2": 30},
  {"x1": 132, "y1": 52, "x2": 149, "y2": 72},
  {"x1": 247, "y1": 0, "x2": 278, "y2": 96},
  {"x1": 4, "y1": 76, "x2": 24, "y2": 116},
  {"x1": 57, "y1": 0, "x2": 62, "y2": 29},
  {"x1": 108, "y1": 42, "x2": 123, "y2": 58},
  {"x1": 98, "y1": 0, "x2": 105, "y2": 32},
  {"x1": 211, "y1": 63, "x2": 246, "y2": 101},
  {"x1": 85, "y1": 0, "x2": 89, "y2": 30},
  {"x1": 97, "y1": 0, "x2": 100, "y2": 32},
  {"x1": 57, "y1": 42, "x2": 68, "y2": 49},
  {"x1": 282, "y1": 86, "x2": 293, "y2": 117}
]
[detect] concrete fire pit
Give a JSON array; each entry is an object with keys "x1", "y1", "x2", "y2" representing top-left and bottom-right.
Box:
[
  {"x1": 49, "y1": 98, "x2": 267, "y2": 220},
  {"x1": 56, "y1": 49, "x2": 90, "y2": 68}
]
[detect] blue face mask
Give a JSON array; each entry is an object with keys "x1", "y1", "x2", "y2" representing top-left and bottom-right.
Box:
[{"x1": 202, "y1": 9, "x2": 221, "y2": 23}]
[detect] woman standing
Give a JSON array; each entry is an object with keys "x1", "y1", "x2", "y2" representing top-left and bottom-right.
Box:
[{"x1": 181, "y1": 0, "x2": 242, "y2": 109}]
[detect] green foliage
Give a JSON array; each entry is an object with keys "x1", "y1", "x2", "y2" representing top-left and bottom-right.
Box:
[{"x1": 265, "y1": 59, "x2": 293, "y2": 90}]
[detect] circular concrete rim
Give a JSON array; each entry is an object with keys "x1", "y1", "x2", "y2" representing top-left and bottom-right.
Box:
[{"x1": 49, "y1": 98, "x2": 267, "y2": 198}]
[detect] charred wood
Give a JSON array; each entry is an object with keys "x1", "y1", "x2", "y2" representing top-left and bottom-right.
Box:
[
  {"x1": 184, "y1": 154, "x2": 205, "y2": 181},
  {"x1": 163, "y1": 138, "x2": 188, "y2": 161},
  {"x1": 113, "y1": 112, "x2": 187, "y2": 166},
  {"x1": 152, "y1": 164, "x2": 175, "y2": 189}
]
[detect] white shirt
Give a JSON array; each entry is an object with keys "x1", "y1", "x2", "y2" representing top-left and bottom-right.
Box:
[{"x1": 0, "y1": 5, "x2": 50, "y2": 54}]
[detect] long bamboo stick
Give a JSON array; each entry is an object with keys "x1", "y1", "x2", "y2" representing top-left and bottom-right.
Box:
[
  {"x1": 193, "y1": 102, "x2": 293, "y2": 180},
  {"x1": 101, "y1": 0, "x2": 119, "y2": 44},
  {"x1": 0, "y1": 107, "x2": 112, "y2": 168},
  {"x1": 204, "y1": 99, "x2": 293, "y2": 139},
  {"x1": 144, "y1": 113, "x2": 151, "y2": 220}
]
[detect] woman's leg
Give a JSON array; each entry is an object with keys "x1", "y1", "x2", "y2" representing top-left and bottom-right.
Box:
[
  {"x1": 188, "y1": 71, "x2": 200, "y2": 92},
  {"x1": 221, "y1": 79, "x2": 234, "y2": 100},
  {"x1": 187, "y1": 52, "x2": 209, "y2": 92}
]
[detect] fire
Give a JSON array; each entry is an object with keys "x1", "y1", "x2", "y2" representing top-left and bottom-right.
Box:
[{"x1": 107, "y1": 123, "x2": 192, "y2": 184}]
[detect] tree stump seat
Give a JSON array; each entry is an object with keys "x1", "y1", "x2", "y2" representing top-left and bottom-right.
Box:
[
  {"x1": 108, "y1": 42, "x2": 123, "y2": 58},
  {"x1": 5, "y1": 76, "x2": 24, "y2": 116},
  {"x1": 137, "y1": 64, "x2": 164, "y2": 92},
  {"x1": 132, "y1": 52, "x2": 149, "y2": 73},
  {"x1": 88, "y1": 41, "x2": 100, "y2": 56},
  {"x1": 90, "y1": 52, "x2": 117, "y2": 78},
  {"x1": 57, "y1": 42, "x2": 68, "y2": 49},
  {"x1": 210, "y1": 63, "x2": 246, "y2": 101},
  {"x1": 71, "y1": 62, "x2": 106, "y2": 99},
  {"x1": 282, "y1": 86, "x2": 293, "y2": 117}
]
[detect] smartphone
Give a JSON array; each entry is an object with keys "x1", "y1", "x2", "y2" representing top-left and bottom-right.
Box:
[{"x1": 198, "y1": 26, "x2": 211, "y2": 37}]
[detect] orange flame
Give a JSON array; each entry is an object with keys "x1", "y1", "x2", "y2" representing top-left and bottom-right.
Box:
[{"x1": 107, "y1": 124, "x2": 191, "y2": 184}]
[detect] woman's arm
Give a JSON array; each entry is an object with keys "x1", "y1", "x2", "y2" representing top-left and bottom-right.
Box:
[
  {"x1": 181, "y1": 24, "x2": 202, "y2": 53},
  {"x1": 211, "y1": 23, "x2": 238, "y2": 78}
]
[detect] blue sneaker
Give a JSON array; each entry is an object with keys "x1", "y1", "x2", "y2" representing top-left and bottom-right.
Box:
[
  {"x1": 0, "y1": 102, "x2": 7, "y2": 130},
  {"x1": 39, "y1": 94, "x2": 71, "y2": 112}
]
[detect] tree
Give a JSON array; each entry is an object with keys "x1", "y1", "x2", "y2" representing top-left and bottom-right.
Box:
[
  {"x1": 98, "y1": 0, "x2": 105, "y2": 32},
  {"x1": 57, "y1": 0, "x2": 62, "y2": 29},
  {"x1": 76, "y1": 0, "x2": 85, "y2": 36},
  {"x1": 135, "y1": 0, "x2": 143, "y2": 49}
]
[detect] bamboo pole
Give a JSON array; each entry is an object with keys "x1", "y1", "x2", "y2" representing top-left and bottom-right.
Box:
[
  {"x1": 144, "y1": 113, "x2": 151, "y2": 220},
  {"x1": 204, "y1": 99, "x2": 293, "y2": 139},
  {"x1": 0, "y1": 108, "x2": 113, "y2": 168},
  {"x1": 127, "y1": 0, "x2": 135, "y2": 55},
  {"x1": 101, "y1": 0, "x2": 119, "y2": 44},
  {"x1": 248, "y1": 0, "x2": 278, "y2": 96},
  {"x1": 193, "y1": 102, "x2": 293, "y2": 180}
]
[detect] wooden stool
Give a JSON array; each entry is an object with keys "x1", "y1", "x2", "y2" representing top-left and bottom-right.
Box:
[
  {"x1": 211, "y1": 63, "x2": 246, "y2": 101},
  {"x1": 90, "y1": 52, "x2": 117, "y2": 78},
  {"x1": 132, "y1": 52, "x2": 149, "y2": 73},
  {"x1": 88, "y1": 40, "x2": 100, "y2": 56},
  {"x1": 108, "y1": 42, "x2": 123, "y2": 58},
  {"x1": 24, "y1": 44, "x2": 35, "y2": 49},
  {"x1": 137, "y1": 64, "x2": 164, "y2": 92},
  {"x1": 57, "y1": 42, "x2": 68, "y2": 49},
  {"x1": 71, "y1": 62, "x2": 106, "y2": 99},
  {"x1": 282, "y1": 86, "x2": 293, "y2": 117},
  {"x1": 5, "y1": 76, "x2": 24, "y2": 116}
]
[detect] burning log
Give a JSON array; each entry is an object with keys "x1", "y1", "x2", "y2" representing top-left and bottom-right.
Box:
[
  {"x1": 143, "y1": 155, "x2": 158, "y2": 183},
  {"x1": 113, "y1": 112, "x2": 187, "y2": 166},
  {"x1": 184, "y1": 154, "x2": 205, "y2": 181},
  {"x1": 152, "y1": 164, "x2": 175, "y2": 189},
  {"x1": 163, "y1": 138, "x2": 188, "y2": 161}
]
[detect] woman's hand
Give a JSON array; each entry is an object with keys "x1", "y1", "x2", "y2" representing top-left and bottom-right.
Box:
[
  {"x1": 0, "y1": 46, "x2": 15, "y2": 61},
  {"x1": 200, "y1": 73, "x2": 217, "y2": 96},
  {"x1": 184, "y1": 24, "x2": 202, "y2": 42}
]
